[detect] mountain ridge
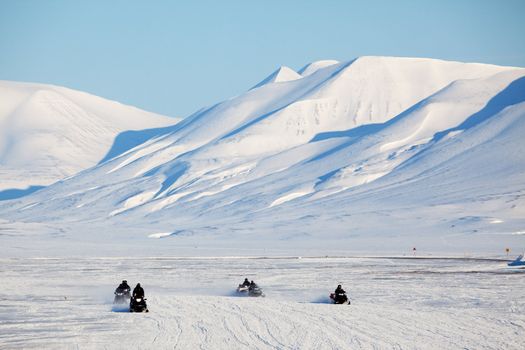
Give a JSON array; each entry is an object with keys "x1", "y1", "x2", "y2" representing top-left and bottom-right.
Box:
[
  {"x1": 1, "y1": 56, "x2": 524, "y2": 254},
  {"x1": 0, "y1": 80, "x2": 180, "y2": 197}
]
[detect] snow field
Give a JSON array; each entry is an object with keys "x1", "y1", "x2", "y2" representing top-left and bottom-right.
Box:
[{"x1": 0, "y1": 257, "x2": 523, "y2": 349}]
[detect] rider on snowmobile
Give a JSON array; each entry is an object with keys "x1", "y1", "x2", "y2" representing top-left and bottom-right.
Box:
[
  {"x1": 332, "y1": 284, "x2": 348, "y2": 304},
  {"x1": 113, "y1": 280, "x2": 131, "y2": 304},
  {"x1": 133, "y1": 283, "x2": 145, "y2": 299},
  {"x1": 130, "y1": 283, "x2": 148, "y2": 312},
  {"x1": 334, "y1": 284, "x2": 346, "y2": 295},
  {"x1": 116, "y1": 280, "x2": 130, "y2": 293},
  {"x1": 249, "y1": 280, "x2": 258, "y2": 290},
  {"x1": 242, "y1": 278, "x2": 250, "y2": 287}
]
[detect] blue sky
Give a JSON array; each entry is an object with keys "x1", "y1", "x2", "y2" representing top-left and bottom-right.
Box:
[{"x1": 1, "y1": 0, "x2": 524, "y2": 118}]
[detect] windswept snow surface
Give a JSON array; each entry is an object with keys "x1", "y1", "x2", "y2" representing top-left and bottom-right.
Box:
[
  {"x1": 0, "y1": 256, "x2": 523, "y2": 349},
  {"x1": 0, "y1": 81, "x2": 179, "y2": 197},
  {"x1": 0, "y1": 56, "x2": 525, "y2": 255}
]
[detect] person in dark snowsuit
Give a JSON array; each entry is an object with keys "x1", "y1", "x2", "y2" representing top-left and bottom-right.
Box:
[
  {"x1": 333, "y1": 284, "x2": 348, "y2": 304},
  {"x1": 133, "y1": 283, "x2": 145, "y2": 298},
  {"x1": 116, "y1": 280, "x2": 130, "y2": 293},
  {"x1": 249, "y1": 280, "x2": 258, "y2": 291},
  {"x1": 113, "y1": 280, "x2": 131, "y2": 303},
  {"x1": 242, "y1": 278, "x2": 250, "y2": 287},
  {"x1": 130, "y1": 283, "x2": 148, "y2": 312},
  {"x1": 334, "y1": 284, "x2": 346, "y2": 295}
]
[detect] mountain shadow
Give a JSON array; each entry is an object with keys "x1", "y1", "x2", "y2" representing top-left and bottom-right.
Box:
[{"x1": 0, "y1": 185, "x2": 45, "y2": 201}]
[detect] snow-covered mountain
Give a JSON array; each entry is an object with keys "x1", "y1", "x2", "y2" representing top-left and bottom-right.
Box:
[
  {"x1": 0, "y1": 81, "x2": 179, "y2": 199},
  {"x1": 1, "y1": 57, "x2": 524, "y2": 255}
]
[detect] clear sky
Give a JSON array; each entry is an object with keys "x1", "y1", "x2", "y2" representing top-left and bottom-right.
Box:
[{"x1": 1, "y1": 0, "x2": 524, "y2": 118}]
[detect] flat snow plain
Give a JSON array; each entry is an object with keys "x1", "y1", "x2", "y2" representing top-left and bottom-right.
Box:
[{"x1": 1, "y1": 256, "x2": 523, "y2": 349}]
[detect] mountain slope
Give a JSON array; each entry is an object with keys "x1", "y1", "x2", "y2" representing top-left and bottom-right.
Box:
[
  {"x1": 1, "y1": 57, "x2": 524, "y2": 255},
  {"x1": 0, "y1": 81, "x2": 179, "y2": 197}
]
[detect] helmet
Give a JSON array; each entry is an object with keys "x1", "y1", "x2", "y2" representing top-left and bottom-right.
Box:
[
  {"x1": 337, "y1": 284, "x2": 341, "y2": 288},
  {"x1": 123, "y1": 280, "x2": 127, "y2": 283},
  {"x1": 137, "y1": 283, "x2": 141, "y2": 287}
]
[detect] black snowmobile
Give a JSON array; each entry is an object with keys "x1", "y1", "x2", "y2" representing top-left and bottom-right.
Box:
[
  {"x1": 113, "y1": 281, "x2": 131, "y2": 304},
  {"x1": 236, "y1": 278, "x2": 251, "y2": 294},
  {"x1": 330, "y1": 285, "x2": 350, "y2": 305},
  {"x1": 237, "y1": 284, "x2": 249, "y2": 293},
  {"x1": 114, "y1": 289, "x2": 131, "y2": 304},
  {"x1": 329, "y1": 292, "x2": 350, "y2": 304},
  {"x1": 129, "y1": 296, "x2": 149, "y2": 312},
  {"x1": 248, "y1": 284, "x2": 265, "y2": 297}
]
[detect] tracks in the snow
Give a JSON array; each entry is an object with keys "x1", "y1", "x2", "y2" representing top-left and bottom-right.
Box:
[{"x1": 1, "y1": 256, "x2": 523, "y2": 349}]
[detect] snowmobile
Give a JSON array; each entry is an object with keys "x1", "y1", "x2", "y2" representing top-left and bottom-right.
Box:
[
  {"x1": 508, "y1": 254, "x2": 525, "y2": 267},
  {"x1": 113, "y1": 288, "x2": 131, "y2": 304},
  {"x1": 129, "y1": 296, "x2": 149, "y2": 312},
  {"x1": 330, "y1": 292, "x2": 350, "y2": 305},
  {"x1": 236, "y1": 284, "x2": 249, "y2": 293},
  {"x1": 248, "y1": 285, "x2": 265, "y2": 297}
]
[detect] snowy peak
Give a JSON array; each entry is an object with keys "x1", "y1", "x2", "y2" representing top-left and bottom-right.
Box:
[
  {"x1": 210, "y1": 56, "x2": 518, "y2": 161},
  {"x1": 298, "y1": 59, "x2": 339, "y2": 76},
  {"x1": 307, "y1": 56, "x2": 517, "y2": 124},
  {"x1": 252, "y1": 66, "x2": 302, "y2": 89}
]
